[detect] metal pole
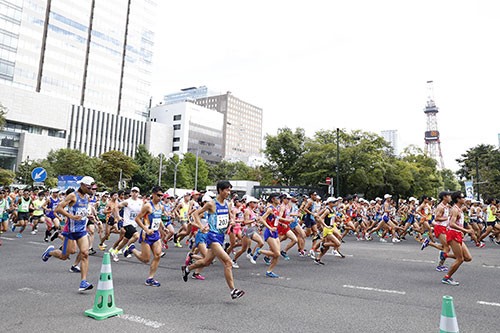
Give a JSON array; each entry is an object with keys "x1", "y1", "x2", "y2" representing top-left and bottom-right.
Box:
[
  {"x1": 475, "y1": 155, "x2": 480, "y2": 201},
  {"x1": 194, "y1": 149, "x2": 199, "y2": 191},
  {"x1": 336, "y1": 128, "x2": 340, "y2": 197},
  {"x1": 173, "y1": 163, "x2": 178, "y2": 197},
  {"x1": 158, "y1": 153, "x2": 163, "y2": 186},
  {"x1": 119, "y1": 169, "x2": 123, "y2": 189}
]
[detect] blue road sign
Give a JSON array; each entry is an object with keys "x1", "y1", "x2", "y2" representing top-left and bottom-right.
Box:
[{"x1": 31, "y1": 167, "x2": 47, "y2": 182}]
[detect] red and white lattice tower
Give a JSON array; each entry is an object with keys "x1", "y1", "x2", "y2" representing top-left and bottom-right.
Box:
[{"x1": 423, "y1": 81, "x2": 445, "y2": 169}]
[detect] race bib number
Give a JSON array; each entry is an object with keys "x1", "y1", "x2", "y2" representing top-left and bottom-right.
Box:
[
  {"x1": 21, "y1": 202, "x2": 29, "y2": 211},
  {"x1": 151, "y1": 218, "x2": 161, "y2": 231},
  {"x1": 216, "y1": 214, "x2": 229, "y2": 229},
  {"x1": 130, "y1": 212, "x2": 138, "y2": 220},
  {"x1": 0, "y1": 207, "x2": 3, "y2": 215}
]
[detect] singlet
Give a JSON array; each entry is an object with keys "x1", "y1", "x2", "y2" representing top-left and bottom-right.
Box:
[
  {"x1": 450, "y1": 205, "x2": 464, "y2": 231},
  {"x1": 266, "y1": 205, "x2": 280, "y2": 228},
  {"x1": 47, "y1": 196, "x2": 60, "y2": 214},
  {"x1": 67, "y1": 192, "x2": 89, "y2": 233},
  {"x1": 32, "y1": 198, "x2": 44, "y2": 216},
  {"x1": 434, "y1": 204, "x2": 450, "y2": 227},
  {"x1": 97, "y1": 200, "x2": 107, "y2": 219},
  {"x1": 246, "y1": 208, "x2": 257, "y2": 227},
  {"x1": 147, "y1": 200, "x2": 162, "y2": 231},
  {"x1": 486, "y1": 206, "x2": 496, "y2": 222},
  {"x1": 324, "y1": 207, "x2": 335, "y2": 227},
  {"x1": 0, "y1": 198, "x2": 7, "y2": 216},
  {"x1": 123, "y1": 198, "x2": 143, "y2": 227},
  {"x1": 207, "y1": 199, "x2": 230, "y2": 234},
  {"x1": 18, "y1": 197, "x2": 31, "y2": 213},
  {"x1": 179, "y1": 201, "x2": 189, "y2": 221}
]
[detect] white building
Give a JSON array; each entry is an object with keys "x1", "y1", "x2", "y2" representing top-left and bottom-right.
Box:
[
  {"x1": 149, "y1": 102, "x2": 223, "y2": 163},
  {"x1": 381, "y1": 130, "x2": 399, "y2": 155}
]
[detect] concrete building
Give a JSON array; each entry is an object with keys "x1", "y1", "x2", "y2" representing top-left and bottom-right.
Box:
[
  {"x1": 150, "y1": 102, "x2": 223, "y2": 163},
  {"x1": 381, "y1": 130, "x2": 399, "y2": 155},
  {"x1": 0, "y1": 0, "x2": 159, "y2": 170}
]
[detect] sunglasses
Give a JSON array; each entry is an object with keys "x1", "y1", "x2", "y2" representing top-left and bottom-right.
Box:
[{"x1": 155, "y1": 192, "x2": 164, "y2": 197}]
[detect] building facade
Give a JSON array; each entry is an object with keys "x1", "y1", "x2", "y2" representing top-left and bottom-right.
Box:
[
  {"x1": 381, "y1": 129, "x2": 399, "y2": 155},
  {"x1": 150, "y1": 102, "x2": 223, "y2": 163},
  {"x1": 0, "y1": 0, "x2": 155, "y2": 119}
]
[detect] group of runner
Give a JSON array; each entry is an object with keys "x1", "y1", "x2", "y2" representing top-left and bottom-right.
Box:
[{"x1": 2, "y1": 179, "x2": 499, "y2": 297}]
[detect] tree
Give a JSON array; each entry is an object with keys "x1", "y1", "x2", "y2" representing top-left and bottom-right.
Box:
[
  {"x1": 456, "y1": 144, "x2": 500, "y2": 199},
  {"x1": 178, "y1": 152, "x2": 210, "y2": 190},
  {"x1": 131, "y1": 145, "x2": 159, "y2": 192},
  {"x1": 0, "y1": 168, "x2": 15, "y2": 186},
  {"x1": 15, "y1": 158, "x2": 53, "y2": 186},
  {"x1": 97, "y1": 150, "x2": 138, "y2": 189},
  {"x1": 440, "y1": 169, "x2": 460, "y2": 192},
  {"x1": 0, "y1": 102, "x2": 7, "y2": 130},
  {"x1": 208, "y1": 160, "x2": 252, "y2": 182},
  {"x1": 263, "y1": 127, "x2": 306, "y2": 185},
  {"x1": 46, "y1": 148, "x2": 98, "y2": 179}
]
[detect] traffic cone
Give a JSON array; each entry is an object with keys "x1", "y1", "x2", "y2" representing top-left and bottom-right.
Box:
[
  {"x1": 85, "y1": 253, "x2": 123, "y2": 320},
  {"x1": 439, "y1": 295, "x2": 459, "y2": 333}
]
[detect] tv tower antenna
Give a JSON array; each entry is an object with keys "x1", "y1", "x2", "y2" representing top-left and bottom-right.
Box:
[{"x1": 424, "y1": 80, "x2": 445, "y2": 169}]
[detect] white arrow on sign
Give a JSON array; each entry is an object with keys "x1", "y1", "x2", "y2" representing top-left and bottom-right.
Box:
[{"x1": 34, "y1": 170, "x2": 46, "y2": 180}]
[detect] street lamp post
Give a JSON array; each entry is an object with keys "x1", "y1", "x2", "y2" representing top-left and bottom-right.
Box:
[
  {"x1": 336, "y1": 128, "x2": 340, "y2": 197},
  {"x1": 194, "y1": 149, "x2": 199, "y2": 191},
  {"x1": 169, "y1": 153, "x2": 183, "y2": 196},
  {"x1": 158, "y1": 153, "x2": 163, "y2": 186}
]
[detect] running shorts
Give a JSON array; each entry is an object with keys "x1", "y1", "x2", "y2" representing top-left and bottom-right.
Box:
[
  {"x1": 434, "y1": 225, "x2": 447, "y2": 238},
  {"x1": 139, "y1": 230, "x2": 160, "y2": 246},
  {"x1": 195, "y1": 231, "x2": 207, "y2": 247},
  {"x1": 446, "y1": 229, "x2": 463, "y2": 244},
  {"x1": 17, "y1": 212, "x2": 30, "y2": 221},
  {"x1": 124, "y1": 225, "x2": 137, "y2": 239},
  {"x1": 277, "y1": 223, "x2": 290, "y2": 236},
  {"x1": 205, "y1": 231, "x2": 224, "y2": 249},
  {"x1": 303, "y1": 215, "x2": 316, "y2": 228},
  {"x1": 243, "y1": 226, "x2": 257, "y2": 239},
  {"x1": 264, "y1": 228, "x2": 278, "y2": 241}
]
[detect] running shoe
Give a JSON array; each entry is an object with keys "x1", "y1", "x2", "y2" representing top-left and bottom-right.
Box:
[
  {"x1": 435, "y1": 265, "x2": 448, "y2": 272},
  {"x1": 189, "y1": 239, "x2": 194, "y2": 249},
  {"x1": 252, "y1": 249, "x2": 261, "y2": 262},
  {"x1": 265, "y1": 271, "x2": 280, "y2": 278},
  {"x1": 421, "y1": 238, "x2": 430, "y2": 250},
  {"x1": 42, "y1": 245, "x2": 54, "y2": 262},
  {"x1": 181, "y1": 266, "x2": 189, "y2": 282},
  {"x1": 44, "y1": 236, "x2": 49, "y2": 242},
  {"x1": 110, "y1": 248, "x2": 119, "y2": 262},
  {"x1": 392, "y1": 238, "x2": 401, "y2": 243},
  {"x1": 145, "y1": 278, "x2": 161, "y2": 287},
  {"x1": 495, "y1": 240, "x2": 500, "y2": 246},
  {"x1": 192, "y1": 273, "x2": 205, "y2": 280},
  {"x1": 232, "y1": 261, "x2": 239, "y2": 269},
  {"x1": 123, "y1": 244, "x2": 135, "y2": 258},
  {"x1": 441, "y1": 277, "x2": 459, "y2": 286},
  {"x1": 174, "y1": 241, "x2": 182, "y2": 248},
  {"x1": 184, "y1": 253, "x2": 192, "y2": 266},
  {"x1": 231, "y1": 289, "x2": 245, "y2": 299},
  {"x1": 50, "y1": 230, "x2": 59, "y2": 242},
  {"x1": 365, "y1": 234, "x2": 372, "y2": 241},
  {"x1": 298, "y1": 250, "x2": 305, "y2": 257},
  {"x1": 98, "y1": 243, "x2": 106, "y2": 251},
  {"x1": 309, "y1": 249, "x2": 316, "y2": 259},
  {"x1": 280, "y1": 250, "x2": 290, "y2": 261},
  {"x1": 249, "y1": 256, "x2": 256, "y2": 264},
  {"x1": 263, "y1": 256, "x2": 271, "y2": 265},
  {"x1": 11, "y1": 224, "x2": 15, "y2": 232},
  {"x1": 160, "y1": 252, "x2": 166, "y2": 258},
  {"x1": 246, "y1": 253, "x2": 252, "y2": 260},
  {"x1": 337, "y1": 250, "x2": 346, "y2": 258},
  {"x1": 314, "y1": 259, "x2": 325, "y2": 265},
  {"x1": 224, "y1": 242, "x2": 230, "y2": 252},
  {"x1": 379, "y1": 238, "x2": 387, "y2": 243},
  {"x1": 78, "y1": 280, "x2": 94, "y2": 292},
  {"x1": 16, "y1": 233, "x2": 22, "y2": 238},
  {"x1": 476, "y1": 242, "x2": 485, "y2": 248},
  {"x1": 69, "y1": 265, "x2": 81, "y2": 273},
  {"x1": 31, "y1": 230, "x2": 37, "y2": 235},
  {"x1": 88, "y1": 248, "x2": 97, "y2": 256}
]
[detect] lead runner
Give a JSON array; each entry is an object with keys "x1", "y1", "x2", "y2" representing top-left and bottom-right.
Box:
[{"x1": 181, "y1": 180, "x2": 245, "y2": 300}]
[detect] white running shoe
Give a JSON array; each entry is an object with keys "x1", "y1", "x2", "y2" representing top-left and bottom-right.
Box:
[
  {"x1": 232, "y1": 261, "x2": 239, "y2": 269},
  {"x1": 392, "y1": 238, "x2": 401, "y2": 243},
  {"x1": 379, "y1": 238, "x2": 387, "y2": 243},
  {"x1": 309, "y1": 249, "x2": 316, "y2": 259}
]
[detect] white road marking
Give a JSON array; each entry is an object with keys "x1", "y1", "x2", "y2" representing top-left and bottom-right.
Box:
[
  {"x1": 18, "y1": 287, "x2": 48, "y2": 297},
  {"x1": 343, "y1": 284, "x2": 406, "y2": 295},
  {"x1": 325, "y1": 253, "x2": 354, "y2": 257},
  {"x1": 482, "y1": 264, "x2": 500, "y2": 269},
  {"x1": 0, "y1": 236, "x2": 14, "y2": 240},
  {"x1": 117, "y1": 314, "x2": 165, "y2": 329},
  {"x1": 28, "y1": 241, "x2": 46, "y2": 245},
  {"x1": 399, "y1": 258, "x2": 436, "y2": 264},
  {"x1": 477, "y1": 301, "x2": 500, "y2": 307}
]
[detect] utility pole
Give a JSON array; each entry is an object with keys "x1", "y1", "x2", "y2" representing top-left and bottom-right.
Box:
[
  {"x1": 336, "y1": 128, "x2": 340, "y2": 197},
  {"x1": 475, "y1": 155, "x2": 480, "y2": 201},
  {"x1": 194, "y1": 149, "x2": 199, "y2": 191},
  {"x1": 158, "y1": 153, "x2": 163, "y2": 186}
]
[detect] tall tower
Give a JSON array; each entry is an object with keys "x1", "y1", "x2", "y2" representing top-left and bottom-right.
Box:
[{"x1": 423, "y1": 81, "x2": 445, "y2": 169}]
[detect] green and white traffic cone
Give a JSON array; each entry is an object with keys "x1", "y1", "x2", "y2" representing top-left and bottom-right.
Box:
[
  {"x1": 85, "y1": 253, "x2": 123, "y2": 320},
  {"x1": 439, "y1": 295, "x2": 459, "y2": 333}
]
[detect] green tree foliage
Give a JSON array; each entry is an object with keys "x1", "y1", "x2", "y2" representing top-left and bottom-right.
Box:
[
  {"x1": 179, "y1": 152, "x2": 210, "y2": 190},
  {"x1": 0, "y1": 168, "x2": 15, "y2": 186},
  {"x1": 97, "y1": 150, "x2": 138, "y2": 189},
  {"x1": 0, "y1": 102, "x2": 7, "y2": 129},
  {"x1": 208, "y1": 160, "x2": 252, "y2": 181},
  {"x1": 263, "y1": 127, "x2": 306, "y2": 185},
  {"x1": 15, "y1": 158, "x2": 53, "y2": 186},
  {"x1": 131, "y1": 145, "x2": 159, "y2": 192},
  {"x1": 456, "y1": 144, "x2": 500, "y2": 199},
  {"x1": 46, "y1": 148, "x2": 98, "y2": 179},
  {"x1": 440, "y1": 169, "x2": 460, "y2": 192}
]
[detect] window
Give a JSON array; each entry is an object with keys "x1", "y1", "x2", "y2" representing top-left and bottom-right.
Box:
[
  {"x1": 173, "y1": 124, "x2": 181, "y2": 130},
  {"x1": 173, "y1": 137, "x2": 180, "y2": 142},
  {"x1": 173, "y1": 114, "x2": 181, "y2": 121},
  {"x1": 172, "y1": 146, "x2": 180, "y2": 151}
]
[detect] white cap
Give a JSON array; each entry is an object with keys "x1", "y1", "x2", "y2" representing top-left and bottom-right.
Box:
[
  {"x1": 78, "y1": 176, "x2": 95, "y2": 186},
  {"x1": 202, "y1": 191, "x2": 216, "y2": 202},
  {"x1": 375, "y1": 197, "x2": 382, "y2": 201},
  {"x1": 131, "y1": 186, "x2": 140, "y2": 193},
  {"x1": 384, "y1": 194, "x2": 392, "y2": 199},
  {"x1": 370, "y1": 200, "x2": 376, "y2": 204},
  {"x1": 50, "y1": 188, "x2": 60, "y2": 193},
  {"x1": 409, "y1": 197, "x2": 416, "y2": 202},
  {"x1": 326, "y1": 197, "x2": 338, "y2": 204},
  {"x1": 246, "y1": 196, "x2": 259, "y2": 203}
]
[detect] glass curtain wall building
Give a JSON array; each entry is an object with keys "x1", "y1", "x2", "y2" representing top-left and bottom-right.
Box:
[{"x1": 0, "y1": 0, "x2": 155, "y2": 120}]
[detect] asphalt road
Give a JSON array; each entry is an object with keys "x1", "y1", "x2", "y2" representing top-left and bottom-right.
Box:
[{"x1": 1, "y1": 229, "x2": 499, "y2": 333}]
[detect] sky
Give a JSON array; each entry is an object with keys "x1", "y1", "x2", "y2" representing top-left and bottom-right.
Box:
[{"x1": 150, "y1": 0, "x2": 500, "y2": 171}]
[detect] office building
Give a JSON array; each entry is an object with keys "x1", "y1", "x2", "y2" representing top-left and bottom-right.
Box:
[
  {"x1": 381, "y1": 130, "x2": 399, "y2": 155},
  {"x1": 150, "y1": 101, "x2": 223, "y2": 163},
  {"x1": 0, "y1": 0, "x2": 158, "y2": 169}
]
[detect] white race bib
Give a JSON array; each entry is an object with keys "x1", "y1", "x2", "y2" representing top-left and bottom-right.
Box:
[
  {"x1": 216, "y1": 214, "x2": 229, "y2": 229},
  {"x1": 21, "y1": 202, "x2": 29, "y2": 211},
  {"x1": 151, "y1": 218, "x2": 161, "y2": 231},
  {"x1": 130, "y1": 212, "x2": 138, "y2": 219}
]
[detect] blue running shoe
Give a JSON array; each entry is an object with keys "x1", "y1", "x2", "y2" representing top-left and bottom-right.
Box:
[
  {"x1": 11, "y1": 224, "x2": 15, "y2": 232},
  {"x1": 145, "y1": 278, "x2": 161, "y2": 287},
  {"x1": 16, "y1": 233, "x2": 22, "y2": 238},
  {"x1": 280, "y1": 250, "x2": 290, "y2": 261},
  {"x1": 123, "y1": 243, "x2": 135, "y2": 258},
  {"x1": 42, "y1": 245, "x2": 54, "y2": 262},
  {"x1": 79, "y1": 280, "x2": 93, "y2": 292},
  {"x1": 263, "y1": 256, "x2": 271, "y2": 265},
  {"x1": 252, "y1": 248, "x2": 261, "y2": 262},
  {"x1": 266, "y1": 271, "x2": 280, "y2": 278},
  {"x1": 421, "y1": 238, "x2": 430, "y2": 250}
]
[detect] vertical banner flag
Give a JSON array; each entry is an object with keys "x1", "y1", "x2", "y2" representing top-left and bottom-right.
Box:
[{"x1": 464, "y1": 180, "x2": 474, "y2": 200}]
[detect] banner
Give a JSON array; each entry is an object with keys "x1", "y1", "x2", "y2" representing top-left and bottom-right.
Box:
[
  {"x1": 57, "y1": 175, "x2": 83, "y2": 192},
  {"x1": 464, "y1": 180, "x2": 474, "y2": 200}
]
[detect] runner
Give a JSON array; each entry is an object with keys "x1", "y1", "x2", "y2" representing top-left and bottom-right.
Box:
[
  {"x1": 123, "y1": 186, "x2": 165, "y2": 287},
  {"x1": 314, "y1": 197, "x2": 344, "y2": 265},
  {"x1": 11, "y1": 189, "x2": 32, "y2": 238},
  {"x1": 232, "y1": 195, "x2": 264, "y2": 265},
  {"x1": 41, "y1": 176, "x2": 95, "y2": 292},
  {"x1": 30, "y1": 192, "x2": 46, "y2": 235},
  {"x1": 441, "y1": 191, "x2": 473, "y2": 286},
  {"x1": 43, "y1": 188, "x2": 62, "y2": 242},
  {"x1": 277, "y1": 193, "x2": 298, "y2": 261},
  {"x1": 181, "y1": 180, "x2": 245, "y2": 299}
]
